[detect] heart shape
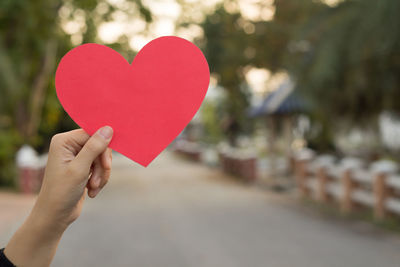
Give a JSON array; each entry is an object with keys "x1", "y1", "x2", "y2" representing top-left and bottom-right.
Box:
[{"x1": 55, "y1": 36, "x2": 209, "y2": 166}]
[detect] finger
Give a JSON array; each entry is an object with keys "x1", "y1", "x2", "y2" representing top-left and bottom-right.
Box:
[
  {"x1": 88, "y1": 174, "x2": 109, "y2": 198},
  {"x1": 88, "y1": 157, "x2": 103, "y2": 189},
  {"x1": 72, "y1": 126, "x2": 113, "y2": 172},
  {"x1": 50, "y1": 129, "x2": 90, "y2": 156},
  {"x1": 88, "y1": 153, "x2": 112, "y2": 198},
  {"x1": 88, "y1": 187, "x2": 101, "y2": 198},
  {"x1": 88, "y1": 173, "x2": 109, "y2": 198},
  {"x1": 89, "y1": 148, "x2": 111, "y2": 189},
  {"x1": 86, "y1": 149, "x2": 106, "y2": 189},
  {"x1": 101, "y1": 148, "x2": 112, "y2": 170},
  {"x1": 99, "y1": 161, "x2": 111, "y2": 189},
  {"x1": 62, "y1": 129, "x2": 90, "y2": 145},
  {"x1": 86, "y1": 164, "x2": 94, "y2": 191}
]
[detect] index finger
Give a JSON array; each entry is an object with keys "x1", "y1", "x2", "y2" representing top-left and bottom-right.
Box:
[{"x1": 50, "y1": 128, "x2": 90, "y2": 156}]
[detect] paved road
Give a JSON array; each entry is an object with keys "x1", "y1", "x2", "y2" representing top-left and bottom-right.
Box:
[
  {"x1": 27, "y1": 152, "x2": 400, "y2": 266},
  {"x1": 0, "y1": 192, "x2": 35, "y2": 236}
]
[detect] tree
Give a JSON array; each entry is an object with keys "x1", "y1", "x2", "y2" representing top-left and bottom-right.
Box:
[
  {"x1": 197, "y1": 0, "x2": 400, "y2": 151},
  {"x1": 292, "y1": 0, "x2": 400, "y2": 121},
  {"x1": 197, "y1": 5, "x2": 252, "y2": 145},
  {"x1": 285, "y1": 0, "x2": 400, "y2": 152},
  {"x1": 0, "y1": 0, "x2": 152, "y2": 186}
]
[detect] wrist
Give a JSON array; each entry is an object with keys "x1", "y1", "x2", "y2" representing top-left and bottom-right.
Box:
[
  {"x1": 4, "y1": 207, "x2": 66, "y2": 267},
  {"x1": 28, "y1": 204, "x2": 68, "y2": 239}
]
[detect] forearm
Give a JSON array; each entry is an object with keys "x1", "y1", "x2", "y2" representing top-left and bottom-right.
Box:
[
  {"x1": 4, "y1": 210, "x2": 66, "y2": 267},
  {"x1": 3, "y1": 127, "x2": 112, "y2": 266}
]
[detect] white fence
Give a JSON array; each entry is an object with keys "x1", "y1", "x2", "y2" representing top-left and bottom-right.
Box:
[{"x1": 293, "y1": 149, "x2": 400, "y2": 220}]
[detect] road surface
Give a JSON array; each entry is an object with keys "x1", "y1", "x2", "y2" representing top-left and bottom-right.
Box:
[{"x1": 3, "y1": 152, "x2": 400, "y2": 267}]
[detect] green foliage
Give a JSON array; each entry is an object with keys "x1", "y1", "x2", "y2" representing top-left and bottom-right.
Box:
[
  {"x1": 251, "y1": 0, "x2": 326, "y2": 72},
  {"x1": 199, "y1": 6, "x2": 252, "y2": 144},
  {"x1": 1, "y1": 0, "x2": 398, "y2": 186},
  {"x1": 201, "y1": 101, "x2": 224, "y2": 144},
  {"x1": 290, "y1": 0, "x2": 400, "y2": 122},
  {"x1": 0, "y1": 0, "x2": 152, "y2": 187},
  {"x1": 0, "y1": 129, "x2": 22, "y2": 187},
  {"x1": 195, "y1": 0, "x2": 399, "y2": 150}
]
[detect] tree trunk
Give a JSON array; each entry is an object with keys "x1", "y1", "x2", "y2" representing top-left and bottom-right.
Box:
[{"x1": 26, "y1": 40, "x2": 57, "y2": 140}]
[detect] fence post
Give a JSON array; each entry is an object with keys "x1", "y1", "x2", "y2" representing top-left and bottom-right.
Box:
[
  {"x1": 373, "y1": 173, "x2": 387, "y2": 220},
  {"x1": 341, "y1": 170, "x2": 354, "y2": 214},
  {"x1": 241, "y1": 156, "x2": 257, "y2": 182},
  {"x1": 314, "y1": 155, "x2": 336, "y2": 203},
  {"x1": 296, "y1": 159, "x2": 309, "y2": 197},
  {"x1": 316, "y1": 167, "x2": 328, "y2": 203},
  {"x1": 339, "y1": 158, "x2": 365, "y2": 214},
  {"x1": 288, "y1": 153, "x2": 296, "y2": 175},
  {"x1": 371, "y1": 160, "x2": 398, "y2": 220},
  {"x1": 294, "y1": 149, "x2": 315, "y2": 198}
]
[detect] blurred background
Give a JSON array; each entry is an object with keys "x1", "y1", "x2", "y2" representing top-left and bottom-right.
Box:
[{"x1": 1, "y1": 0, "x2": 400, "y2": 266}]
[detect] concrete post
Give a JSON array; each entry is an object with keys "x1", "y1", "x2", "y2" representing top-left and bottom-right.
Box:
[
  {"x1": 296, "y1": 160, "x2": 309, "y2": 197},
  {"x1": 316, "y1": 167, "x2": 328, "y2": 203},
  {"x1": 371, "y1": 160, "x2": 398, "y2": 220},
  {"x1": 341, "y1": 170, "x2": 354, "y2": 214},
  {"x1": 373, "y1": 173, "x2": 388, "y2": 220},
  {"x1": 16, "y1": 145, "x2": 39, "y2": 194}
]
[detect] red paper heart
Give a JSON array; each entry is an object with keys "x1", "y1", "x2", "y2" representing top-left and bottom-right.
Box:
[{"x1": 55, "y1": 36, "x2": 209, "y2": 166}]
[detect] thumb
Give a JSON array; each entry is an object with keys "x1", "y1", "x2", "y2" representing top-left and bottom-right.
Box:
[{"x1": 73, "y1": 126, "x2": 113, "y2": 170}]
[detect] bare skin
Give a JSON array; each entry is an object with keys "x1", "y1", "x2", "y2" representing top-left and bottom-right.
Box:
[{"x1": 4, "y1": 126, "x2": 113, "y2": 267}]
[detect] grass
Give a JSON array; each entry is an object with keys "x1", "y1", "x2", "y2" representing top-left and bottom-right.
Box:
[{"x1": 301, "y1": 197, "x2": 400, "y2": 234}]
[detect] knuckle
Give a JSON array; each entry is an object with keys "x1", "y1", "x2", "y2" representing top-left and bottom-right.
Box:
[{"x1": 50, "y1": 133, "x2": 63, "y2": 146}]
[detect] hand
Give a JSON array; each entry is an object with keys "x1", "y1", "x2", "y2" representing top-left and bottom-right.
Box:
[
  {"x1": 5, "y1": 126, "x2": 113, "y2": 267},
  {"x1": 32, "y1": 126, "x2": 113, "y2": 229}
]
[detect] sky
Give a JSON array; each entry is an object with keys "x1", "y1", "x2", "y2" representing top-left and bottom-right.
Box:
[
  {"x1": 91, "y1": 0, "x2": 278, "y2": 98},
  {"x1": 97, "y1": 0, "x2": 275, "y2": 51},
  {"x1": 96, "y1": 0, "x2": 340, "y2": 50},
  {"x1": 61, "y1": 0, "x2": 341, "y2": 99}
]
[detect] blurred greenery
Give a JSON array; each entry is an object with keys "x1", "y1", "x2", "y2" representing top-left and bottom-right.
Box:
[
  {"x1": 0, "y1": 0, "x2": 399, "y2": 186},
  {"x1": 0, "y1": 0, "x2": 152, "y2": 186},
  {"x1": 291, "y1": 0, "x2": 400, "y2": 126},
  {"x1": 195, "y1": 0, "x2": 399, "y2": 149},
  {"x1": 201, "y1": 101, "x2": 224, "y2": 144},
  {"x1": 199, "y1": 6, "x2": 252, "y2": 145}
]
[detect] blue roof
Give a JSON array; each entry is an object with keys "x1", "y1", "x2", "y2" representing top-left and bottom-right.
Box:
[{"x1": 249, "y1": 80, "x2": 309, "y2": 117}]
